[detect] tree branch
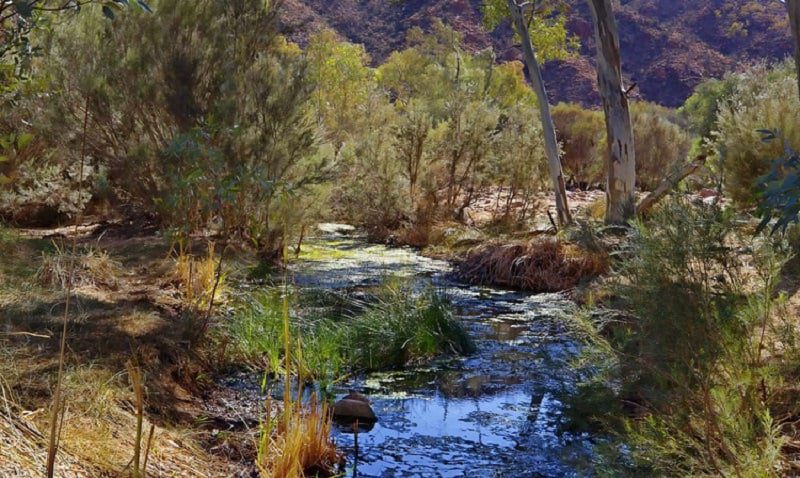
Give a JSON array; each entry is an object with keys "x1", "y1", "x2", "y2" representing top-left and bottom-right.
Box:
[{"x1": 637, "y1": 155, "x2": 707, "y2": 216}]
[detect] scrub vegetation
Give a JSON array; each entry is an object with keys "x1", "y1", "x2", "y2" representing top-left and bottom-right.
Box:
[{"x1": 2, "y1": 0, "x2": 800, "y2": 476}]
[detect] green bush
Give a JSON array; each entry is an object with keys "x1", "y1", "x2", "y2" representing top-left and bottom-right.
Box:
[
  {"x1": 552, "y1": 102, "x2": 690, "y2": 191},
  {"x1": 710, "y1": 62, "x2": 800, "y2": 207},
  {"x1": 331, "y1": 22, "x2": 548, "y2": 235},
  {"x1": 570, "y1": 199, "x2": 796, "y2": 476},
  {"x1": 36, "y1": 0, "x2": 328, "y2": 258},
  {"x1": 552, "y1": 102, "x2": 606, "y2": 186},
  {"x1": 630, "y1": 102, "x2": 691, "y2": 191}
]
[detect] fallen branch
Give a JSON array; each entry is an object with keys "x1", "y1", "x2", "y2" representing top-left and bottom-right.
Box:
[{"x1": 637, "y1": 155, "x2": 707, "y2": 216}]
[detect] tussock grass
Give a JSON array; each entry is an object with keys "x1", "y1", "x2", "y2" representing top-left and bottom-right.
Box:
[
  {"x1": 344, "y1": 280, "x2": 475, "y2": 371},
  {"x1": 227, "y1": 279, "x2": 474, "y2": 380},
  {"x1": 257, "y1": 395, "x2": 340, "y2": 478},
  {"x1": 37, "y1": 245, "x2": 123, "y2": 291},
  {"x1": 456, "y1": 239, "x2": 608, "y2": 292}
]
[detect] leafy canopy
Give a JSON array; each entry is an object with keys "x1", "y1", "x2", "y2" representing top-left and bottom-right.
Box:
[{"x1": 481, "y1": 0, "x2": 578, "y2": 63}]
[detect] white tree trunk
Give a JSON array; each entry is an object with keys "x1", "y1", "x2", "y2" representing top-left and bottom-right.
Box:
[
  {"x1": 507, "y1": 0, "x2": 572, "y2": 226},
  {"x1": 788, "y1": 0, "x2": 800, "y2": 100},
  {"x1": 587, "y1": 0, "x2": 636, "y2": 224}
]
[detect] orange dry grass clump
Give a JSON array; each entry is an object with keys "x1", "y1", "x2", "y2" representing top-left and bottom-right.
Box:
[
  {"x1": 257, "y1": 395, "x2": 340, "y2": 478},
  {"x1": 457, "y1": 239, "x2": 608, "y2": 292}
]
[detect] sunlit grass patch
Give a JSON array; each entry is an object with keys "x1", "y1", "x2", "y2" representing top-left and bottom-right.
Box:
[
  {"x1": 225, "y1": 279, "x2": 474, "y2": 380},
  {"x1": 37, "y1": 245, "x2": 123, "y2": 291}
]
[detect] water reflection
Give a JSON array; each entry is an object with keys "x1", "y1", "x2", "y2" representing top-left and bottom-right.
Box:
[{"x1": 290, "y1": 227, "x2": 589, "y2": 477}]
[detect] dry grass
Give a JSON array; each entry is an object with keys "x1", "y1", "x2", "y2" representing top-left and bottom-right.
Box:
[
  {"x1": 0, "y1": 366, "x2": 237, "y2": 478},
  {"x1": 1, "y1": 232, "x2": 247, "y2": 477},
  {"x1": 37, "y1": 244, "x2": 123, "y2": 291},
  {"x1": 173, "y1": 243, "x2": 226, "y2": 310},
  {"x1": 257, "y1": 395, "x2": 340, "y2": 478},
  {"x1": 256, "y1": 267, "x2": 341, "y2": 478},
  {"x1": 456, "y1": 238, "x2": 608, "y2": 292},
  {"x1": 585, "y1": 196, "x2": 607, "y2": 221}
]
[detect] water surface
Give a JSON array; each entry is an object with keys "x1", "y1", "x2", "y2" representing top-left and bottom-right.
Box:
[{"x1": 290, "y1": 224, "x2": 591, "y2": 477}]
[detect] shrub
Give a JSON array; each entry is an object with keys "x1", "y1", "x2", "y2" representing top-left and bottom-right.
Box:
[
  {"x1": 630, "y1": 102, "x2": 691, "y2": 191},
  {"x1": 553, "y1": 102, "x2": 691, "y2": 191},
  {"x1": 552, "y1": 102, "x2": 605, "y2": 187},
  {"x1": 570, "y1": 198, "x2": 797, "y2": 476},
  {"x1": 40, "y1": 0, "x2": 328, "y2": 259},
  {"x1": 711, "y1": 61, "x2": 800, "y2": 206}
]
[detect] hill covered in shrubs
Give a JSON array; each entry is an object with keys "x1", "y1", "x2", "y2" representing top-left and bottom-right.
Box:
[{"x1": 285, "y1": 0, "x2": 793, "y2": 106}]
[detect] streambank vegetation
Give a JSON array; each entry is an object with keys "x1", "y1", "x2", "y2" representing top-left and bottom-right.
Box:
[{"x1": 2, "y1": 0, "x2": 800, "y2": 476}]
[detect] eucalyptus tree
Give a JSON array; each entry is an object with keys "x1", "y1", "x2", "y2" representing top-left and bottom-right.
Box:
[
  {"x1": 787, "y1": 0, "x2": 800, "y2": 99},
  {"x1": 483, "y1": 0, "x2": 577, "y2": 226},
  {"x1": 586, "y1": 0, "x2": 636, "y2": 224}
]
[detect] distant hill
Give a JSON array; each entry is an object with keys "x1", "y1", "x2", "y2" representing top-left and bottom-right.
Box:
[{"x1": 283, "y1": 0, "x2": 793, "y2": 107}]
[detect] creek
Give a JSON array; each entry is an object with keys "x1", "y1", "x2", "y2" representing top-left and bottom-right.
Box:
[{"x1": 288, "y1": 224, "x2": 592, "y2": 478}]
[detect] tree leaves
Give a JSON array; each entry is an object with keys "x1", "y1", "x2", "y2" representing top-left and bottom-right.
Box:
[
  {"x1": 755, "y1": 130, "x2": 800, "y2": 235},
  {"x1": 102, "y1": 5, "x2": 115, "y2": 20},
  {"x1": 136, "y1": 0, "x2": 153, "y2": 13}
]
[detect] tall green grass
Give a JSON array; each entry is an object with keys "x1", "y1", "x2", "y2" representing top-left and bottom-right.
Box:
[
  {"x1": 226, "y1": 279, "x2": 474, "y2": 382},
  {"x1": 343, "y1": 279, "x2": 475, "y2": 371}
]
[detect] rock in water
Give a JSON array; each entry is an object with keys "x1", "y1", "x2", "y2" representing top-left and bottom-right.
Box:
[{"x1": 333, "y1": 391, "x2": 377, "y2": 423}]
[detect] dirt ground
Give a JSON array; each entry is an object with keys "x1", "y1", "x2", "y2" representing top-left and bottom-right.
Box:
[{"x1": 0, "y1": 222, "x2": 256, "y2": 477}]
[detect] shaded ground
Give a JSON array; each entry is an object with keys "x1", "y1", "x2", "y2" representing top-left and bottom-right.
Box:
[{"x1": 0, "y1": 224, "x2": 250, "y2": 477}]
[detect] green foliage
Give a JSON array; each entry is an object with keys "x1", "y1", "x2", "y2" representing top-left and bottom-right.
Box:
[
  {"x1": 481, "y1": 0, "x2": 579, "y2": 63},
  {"x1": 307, "y1": 29, "x2": 374, "y2": 154},
  {"x1": 630, "y1": 102, "x2": 692, "y2": 191},
  {"x1": 756, "y1": 132, "x2": 800, "y2": 234},
  {"x1": 703, "y1": 62, "x2": 800, "y2": 206},
  {"x1": 679, "y1": 77, "x2": 735, "y2": 141},
  {"x1": 326, "y1": 21, "x2": 549, "y2": 236},
  {"x1": 1, "y1": 7, "x2": 555, "y2": 243},
  {"x1": 0, "y1": 0, "x2": 150, "y2": 93},
  {"x1": 571, "y1": 199, "x2": 796, "y2": 476},
  {"x1": 33, "y1": 0, "x2": 328, "y2": 257},
  {"x1": 552, "y1": 103, "x2": 605, "y2": 185},
  {"x1": 225, "y1": 279, "x2": 474, "y2": 381},
  {"x1": 552, "y1": 102, "x2": 690, "y2": 190}
]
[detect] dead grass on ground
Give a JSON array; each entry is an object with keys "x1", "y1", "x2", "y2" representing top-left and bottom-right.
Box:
[
  {"x1": 0, "y1": 227, "x2": 249, "y2": 476},
  {"x1": 457, "y1": 238, "x2": 609, "y2": 292}
]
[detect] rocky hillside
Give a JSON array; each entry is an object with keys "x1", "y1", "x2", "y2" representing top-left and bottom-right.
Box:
[{"x1": 283, "y1": 0, "x2": 793, "y2": 107}]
